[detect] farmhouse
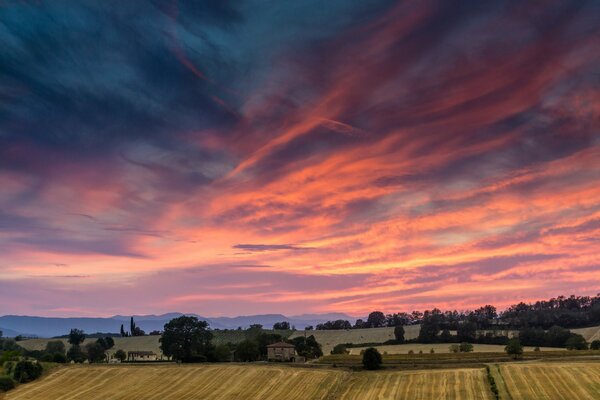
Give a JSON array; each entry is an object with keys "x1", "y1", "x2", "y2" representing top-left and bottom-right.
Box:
[
  {"x1": 127, "y1": 350, "x2": 158, "y2": 361},
  {"x1": 266, "y1": 342, "x2": 296, "y2": 362}
]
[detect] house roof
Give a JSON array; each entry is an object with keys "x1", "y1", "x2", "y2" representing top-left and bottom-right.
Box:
[{"x1": 266, "y1": 341, "x2": 295, "y2": 348}]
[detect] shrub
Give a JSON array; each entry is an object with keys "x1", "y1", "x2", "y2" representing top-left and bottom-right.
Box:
[
  {"x1": 67, "y1": 345, "x2": 86, "y2": 363},
  {"x1": 331, "y1": 344, "x2": 348, "y2": 355},
  {"x1": 565, "y1": 334, "x2": 587, "y2": 350},
  {"x1": 114, "y1": 349, "x2": 127, "y2": 362},
  {"x1": 449, "y1": 344, "x2": 460, "y2": 353},
  {"x1": 393, "y1": 326, "x2": 405, "y2": 343},
  {"x1": 505, "y1": 338, "x2": 523, "y2": 359},
  {"x1": 590, "y1": 340, "x2": 600, "y2": 350},
  {"x1": 52, "y1": 353, "x2": 68, "y2": 363},
  {"x1": 408, "y1": 350, "x2": 414, "y2": 354},
  {"x1": 362, "y1": 347, "x2": 382, "y2": 370},
  {"x1": 430, "y1": 348, "x2": 435, "y2": 354},
  {"x1": 0, "y1": 376, "x2": 15, "y2": 392},
  {"x1": 534, "y1": 346, "x2": 540, "y2": 352},
  {"x1": 418, "y1": 350, "x2": 423, "y2": 354},
  {"x1": 459, "y1": 342, "x2": 473, "y2": 353},
  {"x1": 12, "y1": 360, "x2": 43, "y2": 383}
]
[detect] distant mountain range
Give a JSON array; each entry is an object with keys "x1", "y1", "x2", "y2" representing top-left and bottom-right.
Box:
[{"x1": 0, "y1": 312, "x2": 357, "y2": 338}]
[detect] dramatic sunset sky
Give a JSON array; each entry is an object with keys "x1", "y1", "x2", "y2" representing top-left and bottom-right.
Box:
[{"x1": 1, "y1": 1, "x2": 599, "y2": 317}]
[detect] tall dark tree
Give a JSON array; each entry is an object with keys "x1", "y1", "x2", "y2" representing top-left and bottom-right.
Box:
[
  {"x1": 159, "y1": 316, "x2": 213, "y2": 362},
  {"x1": 418, "y1": 309, "x2": 443, "y2": 343},
  {"x1": 457, "y1": 321, "x2": 477, "y2": 342},
  {"x1": 394, "y1": 325, "x2": 405, "y2": 343},
  {"x1": 366, "y1": 311, "x2": 387, "y2": 328},
  {"x1": 68, "y1": 329, "x2": 85, "y2": 346}
]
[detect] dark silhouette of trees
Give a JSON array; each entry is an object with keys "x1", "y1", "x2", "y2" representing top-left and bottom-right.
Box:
[
  {"x1": 45, "y1": 341, "x2": 65, "y2": 356},
  {"x1": 291, "y1": 335, "x2": 322, "y2": 359},
  {"x1": 130, "y1": 317, "x2": 145, "y2": 336},
  {"x1": 85, "y1": 342, "x2": 106, "y2": 363},
  {"x1": 457, "y1": 321, "x2": 477, "y2": 342},
  {"x1": 394, "y1": 325, "x2": 405, "y2": 343},
  {"x1": 114, "y1": 349, "x2": 127, "y2": 362},
  {"x1": 362, "y1": 347, "x2": 382, "y2": 370},
  {"x1": 565, "y1": 334, "x2": 587, "y2": 350},
  {"x1": 272, "y1": 322, "x2": 290, "y2": 330},
  {"x1": 159, "y1": 316, "x2": 213, "y2": 362},
  {"x1": 68, "y1": 329, "x2": 85, "y2": 346},
  {"x1": 235, "y1": 340, "x2": 260, "y2": 362},
  {"x1": 316, "y1": 320, "x2": 352, "y2": 330},
  {"x1": 366, "y1": 311, "x2": 387, "y2": 328}
]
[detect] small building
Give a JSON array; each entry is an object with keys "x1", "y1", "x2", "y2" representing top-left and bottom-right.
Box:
[
  {"x1": 127, "y1": 351, "x2": 158, "y2": 361},
  {"x1": 266, "y1": 342, "x2": 296, "y2": 362}
]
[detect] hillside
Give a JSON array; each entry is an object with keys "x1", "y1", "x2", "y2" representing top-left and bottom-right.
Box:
[
  {"x1": 18, "y1": 324, "x2": 600, "y2": 357},
  {"x1": 0, "y1": 313, "x2": 356, "y2": 338}
]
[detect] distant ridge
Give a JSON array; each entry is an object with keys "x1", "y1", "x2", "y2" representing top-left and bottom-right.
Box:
[{"x1": 0, "y1": 313, "x2": 358, "y2": 338}]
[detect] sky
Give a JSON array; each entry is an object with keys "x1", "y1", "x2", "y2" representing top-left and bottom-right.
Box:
[{"x1": 0, "y1": 0, "x2": 599, "y2": 318}]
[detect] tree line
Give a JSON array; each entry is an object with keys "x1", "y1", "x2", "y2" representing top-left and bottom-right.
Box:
[{"x1": 315, "y1": 294, "x2": 600, "y2": 330}]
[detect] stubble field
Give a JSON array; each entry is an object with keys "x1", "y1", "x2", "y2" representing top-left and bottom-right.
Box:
[
  {"x1": 4, "y1": 360, "x2": 600, "y2": 399},
  {"x1": 499, "y1": 362, "x2": 600, "y2": 400}
]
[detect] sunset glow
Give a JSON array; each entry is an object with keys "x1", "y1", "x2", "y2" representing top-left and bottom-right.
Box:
[{"x1": 1, "y1": 1, "x2": 599, "y2": 317}]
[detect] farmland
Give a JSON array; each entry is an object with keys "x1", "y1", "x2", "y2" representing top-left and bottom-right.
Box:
[
  {"x1": 336, "y1": 368, "x2": 493, "y2": 400},
  {"x1": 17, "y1": 324, "x2": 600, "y2": 357},
  {"x1": 3, "y1": 364, "x2": 345, "y2": 400},
  {"x1": 347, "y1": 343, "x2": 556, "y2": 355},
  {"x1": 6, "y1": 361, "x2": 599, "y2": 399},
  {"x1": 499, "y1": 362, "x2": 600, "y2": 399},
  {"x1": 3, "y1": 364, "x2": 495, "y2": 400}
]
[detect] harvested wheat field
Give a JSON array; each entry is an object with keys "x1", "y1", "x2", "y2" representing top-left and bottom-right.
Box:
[
  {"x1": 336, "y1": 368, "x2": 493, "y2": 400},
  {"x1": 500, "y1": 362, "x2": 600, "y2": 400},
  {"x1": 4, "y1": 364, "x2": 346, "y2": 400}
]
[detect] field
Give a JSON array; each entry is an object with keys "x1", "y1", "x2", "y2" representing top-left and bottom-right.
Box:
[
  {"x1": 3, "y1": 364, "x2": 345, "y2": 400},
  {"x1": 18, "y1": 336, "x2": 165, "y2": 359},
  {"x1": 4, "y1": 360, "x2": 600, "y2": 399},
  {"x1": 336, "y1": 368, "x2": 492, "y2": 400},
  {"x1": 498, "y1": 362, "x2": 600, "y2": 399},
  {"x1": 348, "y1": 343, "x2": 556, "y2": 355},
  {"x1": 288, "y1": 325, "x2": 421, "y2": 354},
  {"x1": 2, "y1": 364, "x2": 495, "y2": 400},
  {"x1": 18, "y1": 324, "x2": 600, "y2": 358}
]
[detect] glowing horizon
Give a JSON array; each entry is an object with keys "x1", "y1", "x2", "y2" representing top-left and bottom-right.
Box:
[{"x1": 1, "y1": 1, "x2": 599, "y2": 317}]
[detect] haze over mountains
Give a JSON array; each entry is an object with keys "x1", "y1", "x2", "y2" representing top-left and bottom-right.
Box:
[{"x1": 0, "y1": 313, "x2": 357, "y2": 338}]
